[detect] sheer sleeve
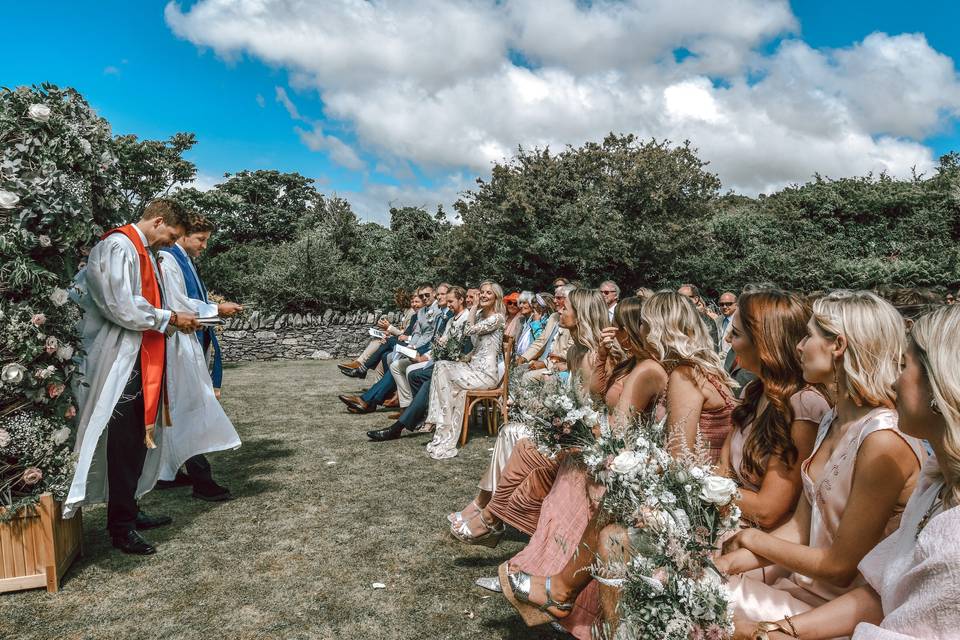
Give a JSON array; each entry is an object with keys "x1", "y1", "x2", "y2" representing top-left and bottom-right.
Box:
[
  {"x1": 791, "y1": 388, "x2": 831, "y2": 424},
  {"x1": 465, "y1": 312, "x2": 505, "y2": 337}
]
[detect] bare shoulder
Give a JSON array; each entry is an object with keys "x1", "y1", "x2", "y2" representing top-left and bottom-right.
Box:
[
  {"x1": 634, "y1": 359, "x2": 668, "y2": 383},
  {"x1": 856, "y1": 429, "x2": 922, "y2": 475}
]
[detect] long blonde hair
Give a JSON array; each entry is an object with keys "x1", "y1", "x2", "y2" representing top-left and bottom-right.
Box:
[
  {"x1": 812, "y1": 290, "x2": 904, "y2": 409},
  {"x1": 478, "y1": 280, "x2": 506, "y2": 317},
  {"x1": 910, "y1": 304, "x2": 960, "y2": 508},
  {"x1": 567, "y1": 288, "x2": 610, "y2": 372},
  {"x1": 641, "y1": 291, "x2": 733, "y2": 387}
]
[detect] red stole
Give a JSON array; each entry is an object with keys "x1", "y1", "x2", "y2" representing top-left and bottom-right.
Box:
[{"x1": 101, "y1": 224, "x2": 166, "y2": 447}]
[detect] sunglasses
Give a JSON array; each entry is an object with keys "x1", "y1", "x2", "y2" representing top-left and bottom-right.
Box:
[
  {"x1": 718, "y1": 302, "x2": 735, "y2": 307},
  {"x1": 419, "y1": 293, "x2": 432, "y2": 299},
  {"x1": 600, "y1": 290, "x2": 617, "y2": 295}
]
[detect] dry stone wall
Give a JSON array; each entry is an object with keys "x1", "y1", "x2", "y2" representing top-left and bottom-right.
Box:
[{"x1": 219, "y1": 309, "x2": 402, "y2": 362}]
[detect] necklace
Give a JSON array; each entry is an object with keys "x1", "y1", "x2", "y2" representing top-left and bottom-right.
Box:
[{"x1": 915, "y1": 484, "x2": 946, "y2": 539}]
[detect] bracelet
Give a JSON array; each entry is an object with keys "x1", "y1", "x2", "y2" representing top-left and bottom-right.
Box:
[
  {"x1": 753, "y1": 621, "x2": 798, "y2": 640},
  {"x1": 783, "y1": 615, "x2": 800, "y2": 639},
  {"x1": 170, "y1": 311, "x2": 178, "y2": 326}
]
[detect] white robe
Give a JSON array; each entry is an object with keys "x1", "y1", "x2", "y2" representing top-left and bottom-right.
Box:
[
  {"x1": 64, "y1": 229, "x2": 172, "y2": 518},
  {"x1": 158, "y1": 249, "x2": 241, "y2": 481}
]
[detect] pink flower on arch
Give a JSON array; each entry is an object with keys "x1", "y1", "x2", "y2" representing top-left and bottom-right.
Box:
[
  {"x1": 46, "y1": 382, "x2": 65, "y2": 398},
  {"x1": 31, "y1": 313, "x2": 47, "y2": 326},
  {"x1": 22, "y1": 468, "x2": 43, "y2": 485}
]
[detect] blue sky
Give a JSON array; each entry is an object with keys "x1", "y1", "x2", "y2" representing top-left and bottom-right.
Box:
[{"x1": 4, "y1": 1, "x2": 960, "y2": 222}]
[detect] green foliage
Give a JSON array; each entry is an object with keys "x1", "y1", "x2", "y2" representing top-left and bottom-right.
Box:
[
  {"x1": 114, "y1": 132, "x2": 197, "y2": 216},
  {"x1": 0, "y1": 83, "x2": 121, "y2": 511}
]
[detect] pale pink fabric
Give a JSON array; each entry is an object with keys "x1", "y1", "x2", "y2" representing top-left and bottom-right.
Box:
[
  {"x1": 728, "y1": 407, "x2": 926, "y2": 633},
  {"x1": 729, "y1": 387, "x2": 831, "y2": 492},
  {"x1": 853, "y1": 455, "x2": 960, "y2": 640}
]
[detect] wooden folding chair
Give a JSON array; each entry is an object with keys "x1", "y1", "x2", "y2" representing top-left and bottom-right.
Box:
[{"x1": 460, "y1": 336, "x2": 514, "y2": 447}]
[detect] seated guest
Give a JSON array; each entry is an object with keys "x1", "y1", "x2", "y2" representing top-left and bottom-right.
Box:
[
  {"x1": 447, "y1": 289, "x2": 609, "y2": 539},
  {"x1": 423, "y1": 281, "x2": 506, "y2": 460},
  {"x1": 679, "y1": 282, "x2": 721, "y2": 347},
  {"x1": 516, "y1": 290, "x2": 560, "y2": 365},
  {"x1": 339, "y1": 288, "x2": 421, "y2": 381},
  {"x1": 465, "y1": 287, "x2": 480, "y2": 308},
  {"x1": 338, "y1": 284, "x2": 435, "y2": 379},
  {"x1": 503, "y1": 292, "x2": 523, "y2": 340},
  {"x1": 520, "y1": 284, "x2": 574, "y2": 380},
  {"x1": 716, "y1": 290, "x2": 738, "y2": 355},
  {"x1": 337, "y1": 285, "x2": 447, "y2": 412},
  {"x1": 720, "y1": 290, "x2": 830, "y2": 530},
  {"x1": 599, "y1": 280, "x2": 619, "y2": 321},
  {"x1": 514, "y1": 291, "x2": 536, "y2": 356},
  {"x1": 741, "y1": 304, "x2": 960, "y2": 640},
  {"x1": 392, "y1": 287, "x2": 468, "y2": 420},
  {"x1": 368, "y1": 288, "x2": 473, "y2": 442},
  {"x1": 717, "y1": 291, "x2": 926, "y2": 629},
  {"x1": 552, "y1": 277, "x2": 570, "y2": 288},
  {"x1": 495, "y1": 291, "x2": 734, "y2": 634}
]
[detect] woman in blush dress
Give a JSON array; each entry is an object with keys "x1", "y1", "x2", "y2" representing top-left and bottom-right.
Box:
[
  {"x1": 716, "y1": 291, "x2": 926, "y2": 637},
  {"x1": 742, "y1": 303, "x2": 960, "y2": 640},
  {"x1": 423, "y1": 281, "x2": 505, "y2": 460}
]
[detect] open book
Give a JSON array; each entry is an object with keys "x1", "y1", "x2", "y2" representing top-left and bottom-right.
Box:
[
  {"x1": 394, "y1": 345, "x2": 419, "y2": 359},
  {"x1": 197, "y1": 302, "x2": 222, "y2": 326}
]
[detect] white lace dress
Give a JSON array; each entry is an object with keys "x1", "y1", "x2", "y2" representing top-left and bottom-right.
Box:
[{"x1": 425, "y1": 311, "x2": 505, "y2": 460}]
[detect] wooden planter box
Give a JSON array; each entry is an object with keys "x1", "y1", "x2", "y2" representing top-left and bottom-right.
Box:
[{"x1": 0, "y1": 493, "x2": 83, "y2": 593}]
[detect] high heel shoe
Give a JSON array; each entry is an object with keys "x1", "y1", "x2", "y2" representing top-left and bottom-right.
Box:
[
  {"x1": 447, "y1": 500, "x2": 481, "y2": 525},
  {"x1": 498, "y1": 563, "x2": 574, "y2": 627},
  {"x1": 450, "y1": 511, "x2": 504, "y2": 548}
]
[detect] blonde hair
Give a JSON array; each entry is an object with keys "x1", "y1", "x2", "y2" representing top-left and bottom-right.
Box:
[
  {"x1": 909, "y1": 304, "x2": 960, "y2": 508},
  {"x1": 812, "y1": 290, "x2": 904, "y2": 409},
  {"x1": 567, "y1": 288, "x2": 610, "y2": 370},
  {"x1": 642, "y1": 291, "x2": 734, "y2": 387},
  {"x1": 478, "y1": 280, "x2": 506, "y2": 317}
]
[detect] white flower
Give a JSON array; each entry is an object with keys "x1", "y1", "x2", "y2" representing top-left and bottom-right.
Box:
[
  {"x1": 56, "y1": 344, "x2": 74, "y2": 361},
  {"x1": 611, "y1": 450, "x2": 644, "y2": 476},
  {"x1": 700, "y1": 475, "x2": 738, "y2": 505},
  {"x1": 52, "y1": 427, "x2": 71, "y2": 445},
  {"x1": 49, "y1": 287, "x2": 69, "y2": 306},
  {"x1": 0, "y1": 189, "x2": 19, "y2": 209},
  {"x1": 28, "y1": 104, "x2": 51, "y2": 122},
  {"x1": 689, "y1": 466, "x2": 705, "y2": 480},
  {"x1": 79, "y1": 138, "x2": 92, "y2": 155},
  {"x1": 0, "y1": 429, "x2": 9, "y2": 448},
  {"x1": 38, "y1": 235, "x2": 52, "y2": 247},
  {"x1": 1, "y1": 362, "x2": 26, "y2": 385}
]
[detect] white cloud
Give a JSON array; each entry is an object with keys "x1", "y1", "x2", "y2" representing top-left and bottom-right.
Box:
[
  {"x1": 274, "y1": 86, "x2": 302, "y2": 120},
  {"x1": 181, "y1": 171, "x2": 222, "y2": 192},
  {"x1": 255, "y1": 93, "x2": 265, "y2": 108},
  {"x1": 103, "y1": 65, "x2": 120, "y2": 75},
  {"x1": 165, "y1": 0, "x2": 960, "y2": 214},
  {"x1": 295, "y1": 125, "x2": 365, "y2": 171},
  {"x1": 337, "y1": 173, "x2": 473, "y2": 223}
]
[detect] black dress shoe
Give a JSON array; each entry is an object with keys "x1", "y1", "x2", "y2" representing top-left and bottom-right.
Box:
[
  {"x1": 193, "y1": 481, "x2": 233, "y2": 502},
  {"x1": 112, "y1": 530, "x2": 156, "y2": 555},
  {"x1": 342, "y1": 367, "x2": 367, "y2": 379},
  {"x1": 135, "y1": 511, "x2": 172, "y2": 530},
  {"x1": 155, "y1": 471, "x2": 193, "y2": 490},
  {"x1": 368, "y1": 423, "x2": 404, "y2": 441}
]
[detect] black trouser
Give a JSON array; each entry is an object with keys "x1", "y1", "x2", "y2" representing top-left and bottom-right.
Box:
[
  {"x1": 106, "y1": 357, "x2": 149, "y2": 537},
  {"x1": 184, "y1": 454, "x2": 213, "y2": 486}
]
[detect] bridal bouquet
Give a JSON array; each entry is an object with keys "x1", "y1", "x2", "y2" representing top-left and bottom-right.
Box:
[
  {"x1": 585, "y1": 413, "x2": 741, "y2": 640},
  {"x1": 509, "y1": 374, "x2": 600, "y2": 457}
]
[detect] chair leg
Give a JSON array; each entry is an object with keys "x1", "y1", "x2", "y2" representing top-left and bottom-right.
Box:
[{"x1": 461, "y1": 398, "x2": 476, "y2": 447}]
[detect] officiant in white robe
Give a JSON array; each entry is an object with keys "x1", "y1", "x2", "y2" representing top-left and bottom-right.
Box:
[
  {"x1": 158, "y1": 219, "x2": 242, "y2": 501},
  {"x1": 65, "y1": 200, "x2": 200, "y2": 555}
]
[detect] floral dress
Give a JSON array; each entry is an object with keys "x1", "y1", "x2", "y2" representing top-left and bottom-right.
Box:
[{"x1": 424, "y1": 311, "x2": 505, "y2": 460}]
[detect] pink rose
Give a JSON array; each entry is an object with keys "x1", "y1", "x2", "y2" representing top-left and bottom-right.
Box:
[
  {"x1": 31, "y1": 313, "x2": 47, "y2": 326},
  {"x1": 22, "y1": 467, "x2": 43, "y2": 485},
  {"x1": 64, "y1": 405, "x2": 76, "y2": 419},
  {"x1": 652, "y1": 567, "x2": 669, "y2": 587},
  {"x1": 46, "y1": 382, "x2": 65, "y2": 398}
]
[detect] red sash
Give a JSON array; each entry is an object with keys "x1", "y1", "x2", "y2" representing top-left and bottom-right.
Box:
[{"x1": 101, "y1": 225, "x2": 166, "y2": 445}]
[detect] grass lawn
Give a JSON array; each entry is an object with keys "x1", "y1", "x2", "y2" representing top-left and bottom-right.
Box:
[{"x1": 0, "y1": 360, "x2": 564, "y2": 640}]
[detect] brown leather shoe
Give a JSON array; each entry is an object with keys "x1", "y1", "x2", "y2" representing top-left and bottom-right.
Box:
[
  {"x1": 387, "y1": 411, "x2": 402, "y2": 420},
  {"x1": 338, "y1": 361, "x2": 361, "y2": 372},
  {"x1": 384, "y1": 393, "x2": 399, "y2": 408},
  {"x1": 339, "y1": 394, "x2": 374, "y2": 414}
]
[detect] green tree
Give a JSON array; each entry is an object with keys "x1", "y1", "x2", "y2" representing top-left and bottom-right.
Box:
[{"x1": 114, "y1": 132, "x2": 197, "y2": 216}]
